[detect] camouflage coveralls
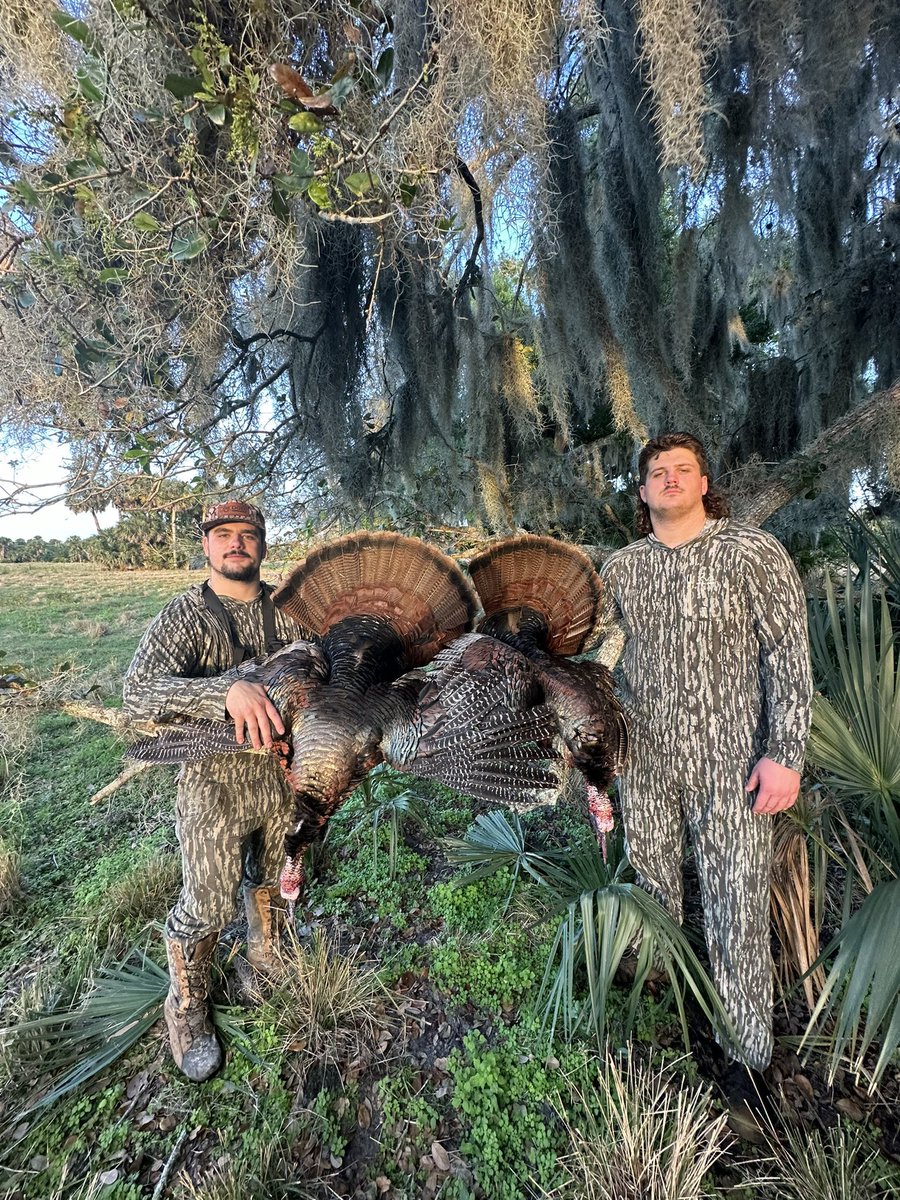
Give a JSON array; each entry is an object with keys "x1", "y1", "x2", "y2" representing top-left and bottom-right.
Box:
[
  {"x1": 599, "y1": 519, "x2": 812, "y2": 1069},
  {"x1": 123, "y1": 584, "x2": 300, "y2": 946}
]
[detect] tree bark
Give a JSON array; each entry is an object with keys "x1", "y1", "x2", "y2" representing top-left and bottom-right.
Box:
[{"x1": 731, "y1": 383, "x2": 900, "y2": 526}]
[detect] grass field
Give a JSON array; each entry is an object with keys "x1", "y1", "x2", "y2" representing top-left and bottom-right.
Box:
[
  {"x1": 0, "y1": 562, "x2": 206, "y2": 681},
  {"x1": 0, "y1": 562, "x2": 897, "y2": 1200}
]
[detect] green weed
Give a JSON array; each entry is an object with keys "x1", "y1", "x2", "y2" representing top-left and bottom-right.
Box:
[
  {"x1": 306, "y1": 1083, "x2": 360, "y2": 1161},
  {"x1": 448, "y1": 1028, "x2": 567, "y2": 1200},
  {"x1": 428, "y1": 868, "x2": 517, "y2": 934},
  {"x1": 377, "y1": 1066, "x2": 442, "y2": 1141},
  {"x1": 431, "y1": 923, "x2": 548, "y2": 1011},
  {"x1": 311, "y1": 823, "x2": 429, "y2": 927}
]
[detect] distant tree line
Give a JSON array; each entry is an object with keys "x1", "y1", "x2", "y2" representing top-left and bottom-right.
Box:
[
  {"x1": 0, "y1": 535, "x2": 90, "y2": 563},
  {"x1": 0, "y1": 507, "x2": 202, "y2": 568}
]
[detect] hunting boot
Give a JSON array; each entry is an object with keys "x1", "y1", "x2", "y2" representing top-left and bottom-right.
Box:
[
  {"x1": 244, "y1": 885, "x2": 280, "y2": 974},
  {"x1": 164, "y1": 932, "x2": 223, "y2": 1082}
]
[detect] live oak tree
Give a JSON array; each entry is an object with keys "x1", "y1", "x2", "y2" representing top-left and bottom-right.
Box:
[{"x1": 1, "y1": 0, "x2": 898, "y2": 543}]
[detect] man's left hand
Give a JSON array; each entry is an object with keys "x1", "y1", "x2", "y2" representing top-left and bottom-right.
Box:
[{"x1": 745, "y1": 757, "x2": 801, "y2": 814}]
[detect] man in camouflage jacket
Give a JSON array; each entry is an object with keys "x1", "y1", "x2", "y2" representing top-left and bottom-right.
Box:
[
  {"x1": 124, "y1": 500, "x2": 299, "y2": 1081},
  {"x1": 599, "y1": 433, "x2": 812, "y2": 1075}
]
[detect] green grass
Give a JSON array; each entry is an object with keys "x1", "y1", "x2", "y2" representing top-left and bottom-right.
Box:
[{"x1": 0, "y1": 561, "x2": 204, "y2": 680}]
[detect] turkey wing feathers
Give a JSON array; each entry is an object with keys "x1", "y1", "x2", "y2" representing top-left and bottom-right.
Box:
[
  {"x1": 380, "y1": 633, "x2": 560, "y2": 808},
  {"x1": 125, "y1": 717, "x2": 247, "y2": 762},
  {"x1": 124, "y1": 638, "x2": 327, "y2": 763}
]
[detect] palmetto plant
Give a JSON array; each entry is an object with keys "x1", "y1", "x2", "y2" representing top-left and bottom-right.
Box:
[
  {"x1": 0, "y1": 950, "x2": 168, "y2": 1125},
  {"x1": 538, "y1": 849, "x2": 737, "y2": 1056},
  {"x1": 0, "y1": 943, "x2": 258, "y2": 1127},
  {"x1": 356, "y1": 765, "x2": 434, "y2": 880},
  {"x1": 443, "y1": 811, "x2": 736, "y2": 1055},
  {"x1": 804, "y1": 567, "x2": 900, "y2": 1090}
]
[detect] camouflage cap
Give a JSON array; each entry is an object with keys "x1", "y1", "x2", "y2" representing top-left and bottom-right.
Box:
[{"x1": 200, "y1": 500, "x2": 266, "y2": 534}]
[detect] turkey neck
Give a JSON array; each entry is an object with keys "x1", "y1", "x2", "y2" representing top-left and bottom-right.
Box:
[
  {"x1": 479, "y1": 606, "x2": 550, "y2": 658},
  {"x1": 321, "y1": 614, "x2": 410, "y2": 689}
]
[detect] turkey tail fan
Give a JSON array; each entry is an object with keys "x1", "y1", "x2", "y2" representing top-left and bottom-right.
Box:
[
  {"x1": 274, "y1": 531, "x2": 478, "y2": 667},
  {"x1": 468, "y1": 535, "x2": 603, "y2": 655},
  {"x1": 125, "y1": 719, "x2": 245, "y2": 763}
]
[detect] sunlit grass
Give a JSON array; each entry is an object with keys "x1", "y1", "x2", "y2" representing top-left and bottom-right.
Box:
[
  {"x1": 554, "y1": 1049, "x2": 731, "y2": 1200},
  {"x1": 257, "y1": 928, "x2": 392, "y2": 1078}
]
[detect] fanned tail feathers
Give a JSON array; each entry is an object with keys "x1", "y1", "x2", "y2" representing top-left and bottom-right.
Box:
[
  {"x1": 274, "y1": 531, "x2": 477, "y2": 666},
  {"x1": 469, "y1": 534, "x2": 603, "y2": 654}
]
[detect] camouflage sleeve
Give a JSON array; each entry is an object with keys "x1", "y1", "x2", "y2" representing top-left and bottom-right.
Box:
[
  {"x1": 596, "y1": 560, "x2": 627, "y2": 671},
  {"x1": 123, "y1": 596, "x2": 239, "y2": 723},
  {"x1": 744, "y1": 533, "x2": 812, "y2": 771}
]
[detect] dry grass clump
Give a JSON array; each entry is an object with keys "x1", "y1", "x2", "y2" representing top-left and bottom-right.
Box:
[
  {"x1": 0, "y1": 705, "x2": 36, "y2": 781},
  {"x1": 770, "y1": 801, "x2": 825, "y2": 1012},
  {"x1": 72, "y1": 619, "x2": 110, "y2": 640},
  {"x1": 756, "y1": 1120, "x2": 891, "y2": 1200},
  {"x1": 261, "y1": 928, "x2": 392, "y2": 1077},
  {"x1": 0, "y1": 965, "x2": 64, "y2": 1088},
  {"x1": 0, "y1": 835, "x2": 22, "y2": 916},
  {"x1": 176, "y1": 1141, "x2": 315, "y2": 1200},
  {"x1": 90, "y1": 853, "x2": 182, "y2": 952},
  {"x1": 554, "y1": 1050, "x2": 730, "y2": 1200}
]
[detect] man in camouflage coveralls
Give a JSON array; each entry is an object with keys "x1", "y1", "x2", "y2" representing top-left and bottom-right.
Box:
[
  {"x1": 599, "y1": 433, "x2": 812, "y2": 1074},
  {"x1": 124, "y1": 501, "x2": 299, "y2": 1081}
]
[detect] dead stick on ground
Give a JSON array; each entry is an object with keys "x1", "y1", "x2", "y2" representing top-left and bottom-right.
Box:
[
  {"x1": 89, "y1": 761, "x2": 156, "y2": 805},
  {"x1": 151, "y1": 1125, "x2": 189, "y2": 1200}
]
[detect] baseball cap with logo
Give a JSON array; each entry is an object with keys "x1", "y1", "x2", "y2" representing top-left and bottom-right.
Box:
[{"x1": 200, "y1": 500, "x2": 266, "y2": 535}]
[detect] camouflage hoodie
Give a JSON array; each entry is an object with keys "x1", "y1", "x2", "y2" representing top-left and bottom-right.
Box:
[{"x1": 599, "y1": 519, "x2": 812, "y2": 779}]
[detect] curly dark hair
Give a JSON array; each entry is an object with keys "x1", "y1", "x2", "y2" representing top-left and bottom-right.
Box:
[{"x1": 635, "y1": 432, "x2": 730, "y2": 536}]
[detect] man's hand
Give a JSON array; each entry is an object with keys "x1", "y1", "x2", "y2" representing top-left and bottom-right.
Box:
[
  {"x1": 745, "y1": 757, "x2": 801, "y2": 814},
  {"x1": 225, "y1": 680, "x2": 285, "y2": 750}
]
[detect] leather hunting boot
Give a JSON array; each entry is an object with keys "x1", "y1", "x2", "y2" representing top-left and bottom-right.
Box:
[
  {"x1": 164, "y1": 932, "x2": 223, "y2": 1082},
  {"x1": 244, "y1": 885, "x2": 279, "y2": 974}
]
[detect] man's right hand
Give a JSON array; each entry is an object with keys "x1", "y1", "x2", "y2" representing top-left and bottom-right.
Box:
[{"x1": 225, "y1": 680, "x2": 285, "y2": 750}]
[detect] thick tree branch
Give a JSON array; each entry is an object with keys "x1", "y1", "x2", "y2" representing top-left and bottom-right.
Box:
[{"x1": 730, "y1": 383, "x2": 900, "y2": 526}]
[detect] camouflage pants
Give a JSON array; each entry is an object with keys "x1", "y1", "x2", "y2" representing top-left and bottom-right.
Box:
[
  {"x1": 620, "y1": 750, "x2": 773, "y2": 1071},
  {"x1": 166, "y1": 755, "x2": 294, "y2": 946}
]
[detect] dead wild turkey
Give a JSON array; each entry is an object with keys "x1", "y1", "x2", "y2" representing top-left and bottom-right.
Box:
[
  {"x1": 468, "y1": 534, "x2": 627, "y2": 856},
  {"x1": 127, "y1": 531, "x2": 625, "y2": 898}
]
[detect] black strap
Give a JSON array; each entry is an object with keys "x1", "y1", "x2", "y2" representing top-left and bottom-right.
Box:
[
  {"x1": 261, "y1": 587, "x2": 280, "y2": 654},
  {"x1": 202, "y1": 583, "x2": 282, "y2": 667}
]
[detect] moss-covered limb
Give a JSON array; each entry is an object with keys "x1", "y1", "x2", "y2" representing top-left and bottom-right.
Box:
[{"x1": 730, "y1": 382, "x2": 900, "y2": 527}]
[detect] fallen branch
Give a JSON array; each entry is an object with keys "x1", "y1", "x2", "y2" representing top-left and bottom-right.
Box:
[
  {"x1": 151, "y1": 1126, "x2": 190, "y2": 1200},
  {"x1": 60, "y1": 700, "x2": 133, "y2": 733},
  {"x1": 89, "y1": 761, "x2": 157, "y2": 805}
]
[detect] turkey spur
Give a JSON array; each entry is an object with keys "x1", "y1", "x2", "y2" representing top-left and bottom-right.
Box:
[{"x1": 126, "y1": 531, "x2": 625, "y2": 901}]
